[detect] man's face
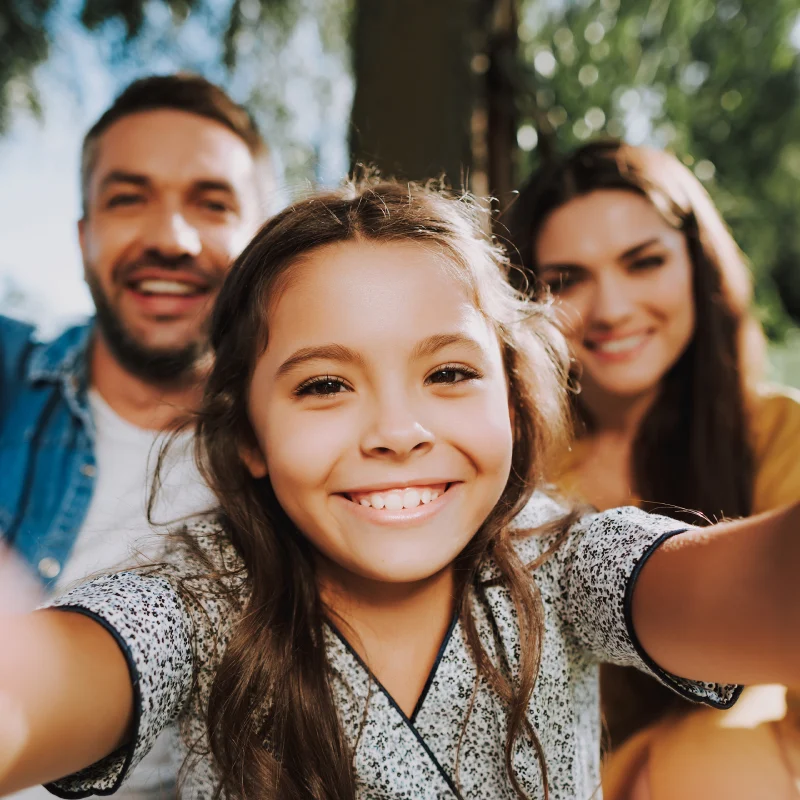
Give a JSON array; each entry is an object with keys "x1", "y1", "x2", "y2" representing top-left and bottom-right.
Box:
[{"x1": 79, "y1": 108, "x2": 263, "y2": 383}]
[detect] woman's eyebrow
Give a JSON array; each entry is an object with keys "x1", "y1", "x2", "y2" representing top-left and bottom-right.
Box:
[
  {"x1": 276, "y1": 344, "x2": 365, "y2": 377},
  {"x1": 538, "y1": 261, "x2": 587, "y2": 274},
  {"x1": 618, "y1": 237, "x2": 660, "y2": 262}
]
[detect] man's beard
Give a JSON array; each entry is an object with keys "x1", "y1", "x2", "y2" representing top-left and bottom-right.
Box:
[{"x1": 85, "y1": 269, "x2": 211, "y2": 387}]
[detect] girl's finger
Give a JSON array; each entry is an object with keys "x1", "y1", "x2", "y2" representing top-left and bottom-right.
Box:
[{"x1": 0, "y1": 548, "x2": 42, "y2": 614}]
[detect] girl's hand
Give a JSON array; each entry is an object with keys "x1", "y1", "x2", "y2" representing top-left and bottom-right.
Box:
[
  {"x1": 0, "y1": 547, "x2": 41, "y2": 787},
  {"x1": 0, "y1": 693, "x2": 27, "y2": 786},
  {"x1": 0, "y1": 545, "x2": 42, "y2": 614},
  {"x1": 0, "y1": 550, "x2": 134, "y2": 794}
]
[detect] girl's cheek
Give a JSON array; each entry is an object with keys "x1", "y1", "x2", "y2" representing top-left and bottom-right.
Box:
[
  {"x1": 437, "y1": 392, "x2": 513, "y2": 471},
  {"x1": 265, "y1": 417, "x2": 351, "y2": 486}
]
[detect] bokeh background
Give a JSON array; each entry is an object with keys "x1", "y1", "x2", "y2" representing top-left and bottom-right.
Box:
[{"x1": 1, "y1": 0, "x2": 799, "y2": 382}]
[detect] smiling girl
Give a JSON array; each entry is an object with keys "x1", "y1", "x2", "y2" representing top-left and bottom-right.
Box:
[
  {"x1": 508, "y1": 141, "x2": 800, "y2": 797},
  {"x1": 1, "y1": 179, "x2": 799, "y2": 800}
]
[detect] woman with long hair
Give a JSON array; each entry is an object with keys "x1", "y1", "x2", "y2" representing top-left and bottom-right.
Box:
[
  {"x1": 507, "y1": 140, "x2": 800, "y2": 798},
  {"x1": 1, "y1": 178, "x2": 799, "y2": 800}
]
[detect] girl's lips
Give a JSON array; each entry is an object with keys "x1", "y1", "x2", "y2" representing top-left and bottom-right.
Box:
[
  {"x1": 333, "y1": 482, "x2": 459, "y2": 527},
  {"x1": 346, "y1": 483, "x2": 449, "y2": 509}
]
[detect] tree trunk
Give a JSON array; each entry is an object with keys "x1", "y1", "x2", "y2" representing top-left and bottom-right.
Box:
[
  {"x1": 483, "y1": 0, "x2": 518, "y2": 212},
  {"x1": 349, "y1": 0, "x2": 479, "y2": 186}
]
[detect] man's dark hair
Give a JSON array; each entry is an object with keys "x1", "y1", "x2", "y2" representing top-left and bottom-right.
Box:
[{"x1": 80, "y1": 73, "x2": 272, "y2": 215}]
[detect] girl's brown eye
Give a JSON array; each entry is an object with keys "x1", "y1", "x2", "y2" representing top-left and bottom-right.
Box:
[
  {"x1": 426, "y1": 366, "x2": 481, "y2": 385},
  {"x1": 295, "y1": 377, "x2": 350, "y2": 397}
]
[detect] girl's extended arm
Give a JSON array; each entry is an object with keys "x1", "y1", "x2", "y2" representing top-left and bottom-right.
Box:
[
  {"x1": 632, "y1": 502, "x2": 800, "y2": 687},
  {"x1": 0, "y1": 610, "x2": 133, "y2": 794}
]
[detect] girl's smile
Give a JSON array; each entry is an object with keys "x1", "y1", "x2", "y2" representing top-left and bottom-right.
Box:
[
  {"x1": 244, "y1": 239, "x2": 514, "y2": 585},
  {"x1": 334, "y1": 480, "x2": 460, "y2": 527}
]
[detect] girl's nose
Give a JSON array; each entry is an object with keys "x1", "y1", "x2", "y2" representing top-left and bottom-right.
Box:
[{"x1": 360, "y1": 397, "x2": 434, "y2": 460}]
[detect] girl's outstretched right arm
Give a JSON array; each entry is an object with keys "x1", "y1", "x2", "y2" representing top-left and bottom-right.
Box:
[
  {"x1": 0, "y1": 538, "x2": 200, "y2": 798},
  {"x1": 0, "y1": 608, "x2": 134, "y2": 794}
]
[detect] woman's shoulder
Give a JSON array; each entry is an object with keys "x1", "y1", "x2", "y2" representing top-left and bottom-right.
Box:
[
  {"x1": 749, "y1": 384, "x2": 800, "y2": 512},
  {"x1": 750, "y1": 383, "x2": 800, "y2": 433}
]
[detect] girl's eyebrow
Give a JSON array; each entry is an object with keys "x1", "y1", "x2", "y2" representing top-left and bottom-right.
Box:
[
  {"x1": 275, "y1": 333, "x2": 484, "y2": 378},
  {"x1": 276, "y1": 344, "x2": 365, "y2": 377},
  {"x1": 410, "y1": 332, "x2": 484, "y2": 360}
]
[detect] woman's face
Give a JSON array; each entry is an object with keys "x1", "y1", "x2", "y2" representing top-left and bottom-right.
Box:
[
  {"x1": 244, "y1": 241, "x2": 513, "y2": 587},
  {"x1": 535, "y1": 189, "x2": 696, "y2": 403}
]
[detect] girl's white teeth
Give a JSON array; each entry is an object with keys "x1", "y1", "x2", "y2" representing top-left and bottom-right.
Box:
[
  {"x1": 135, "y1": 279, "x2": 200, "y2": 296},
  {"x1": 356, "y1": 487, "x2": 442, "y2": 510}
]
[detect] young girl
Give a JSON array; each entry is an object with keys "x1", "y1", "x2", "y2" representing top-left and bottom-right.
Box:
[
  {"x1": 507, "y1": 141, "x2": 800, "y2": 797},
  {"x1": 1, "y1": 179, "x2": 799, "y2": 800}
]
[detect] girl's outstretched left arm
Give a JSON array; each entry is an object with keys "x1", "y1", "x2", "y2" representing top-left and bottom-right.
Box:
[{"x1": 632, "y1": 502, "x2": 800, "y2": 686}]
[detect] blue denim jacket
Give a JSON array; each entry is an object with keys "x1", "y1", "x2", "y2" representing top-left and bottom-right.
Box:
[{"x1": 0, "y1": 314, "x2": 96, "y2": 589}]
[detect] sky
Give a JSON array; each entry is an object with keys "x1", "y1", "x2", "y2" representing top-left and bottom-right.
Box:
[{"x1": 0, "y1": 2, "x2": 352, "y2": 337}]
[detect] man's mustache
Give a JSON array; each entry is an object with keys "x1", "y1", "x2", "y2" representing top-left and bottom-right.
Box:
[{"x1": 112, "y1": 253, "x2": 225, "y2": 289}]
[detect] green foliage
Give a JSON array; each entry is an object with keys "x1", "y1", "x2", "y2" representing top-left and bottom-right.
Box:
[
  {"x1": 0, "y1": 0, "x2": 296, "y2": 130},
  {"x1": 0, "y1": 0, "x2": 56, "y2": 129},
  {"x1": 517, "y1": 0, "x2": 800, "y2": 336}
]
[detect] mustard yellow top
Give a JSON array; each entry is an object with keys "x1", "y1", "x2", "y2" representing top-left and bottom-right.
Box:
[
  {"x1": 595, "y1": 384, "x2": 800, "y2": 800},
  {"x1": 555, "y1": 384, "x2": 800, "y2": 514}
]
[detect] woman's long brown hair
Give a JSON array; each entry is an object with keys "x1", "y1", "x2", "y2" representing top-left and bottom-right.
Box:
[
  {"x1": 169, "y1": 179, "x2": 576, "y2": 799},
  {"x1": 506, "y1": 139, "x2": 763, "y2": 525},
  {"x1": 505, "y1": 140, "x2": 765, "y2": 744}
]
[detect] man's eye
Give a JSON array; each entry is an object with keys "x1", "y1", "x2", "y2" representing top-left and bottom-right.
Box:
[
  {"x1": 294, "y1": 376, "x2": 350, "y2": 397},
  {"x1": 426, "y1": 365, "x2": 481, "y2": 385},
  {"x1": 106, "y1": 194, "x2": 144, "y2": 208},
  {"x1": 202, "y1": 199, "x2": 232, "y2": 213}
]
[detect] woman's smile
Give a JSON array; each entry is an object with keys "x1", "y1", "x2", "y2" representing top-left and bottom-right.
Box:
[
  {"x1": 582, "y1": 328, "x2": 654, "y2": 363},
  {"x1": 537, "y1": 190, "x2": 695, "y2": 402}
]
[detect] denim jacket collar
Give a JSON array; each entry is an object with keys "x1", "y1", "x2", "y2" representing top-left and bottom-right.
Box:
[{"x1": 26, "y1": 320, "x2": 95, "y2": 436}]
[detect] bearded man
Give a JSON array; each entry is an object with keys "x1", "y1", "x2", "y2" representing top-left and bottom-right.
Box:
[{"x1": 0, "y1": 73, "x2": 273, "y2": 799}]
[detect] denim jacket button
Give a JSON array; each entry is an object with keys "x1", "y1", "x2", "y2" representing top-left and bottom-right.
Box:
[
  {"x1": 80, "y1": 463, "x2": 97, "y2": 478},
  {"x1": 38, "y1": 557, "x2": 61, "y2": 579}
]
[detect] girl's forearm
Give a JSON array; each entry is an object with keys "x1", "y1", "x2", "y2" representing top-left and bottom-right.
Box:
[
  {"x1": 632, "y1": 502, "x2": 800, "y2": 687},
  {"x1": 0, "y1": 610, "x2": 133, "y2": 794}
]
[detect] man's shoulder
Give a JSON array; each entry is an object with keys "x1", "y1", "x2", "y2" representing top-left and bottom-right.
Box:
[
  {"x1": 0, "y1": 315, "x2": 92, "y2": 386},
  {"x1": 0, "y1": 313, "x2": 37, "y2": 346}
]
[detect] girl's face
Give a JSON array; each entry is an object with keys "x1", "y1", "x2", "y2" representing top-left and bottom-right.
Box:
[
  {"x1": 245, "y1": 241, "x2": 514, "y2": 585},
  {"x1": 535, "y1": 189, "x2": 695, "y2": 402}
]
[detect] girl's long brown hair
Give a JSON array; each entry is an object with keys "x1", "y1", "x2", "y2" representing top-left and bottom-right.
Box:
[
  {"x1": 505, "y1": 140, "x2": 765, "y2": 744},
  {"x1": 174, "y1": 179, "x2": 576, "y2": 799}
]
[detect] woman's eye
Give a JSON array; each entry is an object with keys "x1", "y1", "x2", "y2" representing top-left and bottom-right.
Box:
[
  {"x1": 630, "y1": 255, "x2": 665, "y2": 271},
  {"x1": 295, "y1": 377, "x2": 350, "y2": 397},
  {"x1": 544, "y1": 270, "x2": 581, "y2": 293},
  {"x1": 426, "y1": 365, "x2": 480, "y2": 385}
]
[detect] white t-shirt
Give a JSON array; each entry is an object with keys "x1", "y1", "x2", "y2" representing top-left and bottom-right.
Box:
[
  {"x1": 15, "y1": 390, "x2": 216, "y2": 800},
  {"x1": 55, "y1": 390, "x2": 216, "y2": 592}
]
